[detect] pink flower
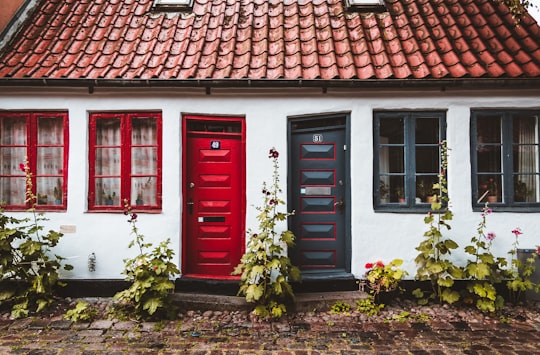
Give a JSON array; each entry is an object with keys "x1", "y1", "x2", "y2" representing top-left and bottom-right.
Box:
[
  {"x1": 511, "y1": 228, "x2": 523, "y2": 237},
  {"x1": 486, "y1": 232, "x2": 496, "y2": 241},
  {"x1": 19, "y1": 163, "x2": 25, "y2": 172},
  {"x1": 130, "y1": 213, "x2": 137, "y2": 221}
]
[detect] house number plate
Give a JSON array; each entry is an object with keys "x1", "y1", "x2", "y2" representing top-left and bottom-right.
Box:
[
  {"x1": 301, "y1": 187, "x2": 331, "y2": 195},
  {"x1": 312, "y1": 134, "x2": 323, "y2": 143}
]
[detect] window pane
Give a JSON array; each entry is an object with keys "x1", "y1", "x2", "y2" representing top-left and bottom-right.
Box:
[
  {"x1": 0, "y1": 147, "x2": 26, "y2": 174},
  {"x1": 95, "y1": 177, "x2": 120, "y2": 205},
  {"x1": 416, "y1": 146, "x2": 439, "y2": 173},
  {"x1": 416, "y1": 176, "x2": 438, "y2": 203},
  {"x1": 94, "y1": 148, "x2": 121, "y2": 175},
  {"x1": 96, "y1": 118, "x2": 120, "y2": 145},
  {"x1": 513, "y1": 115, "x2": 538, "y2": 173},
  {"x1": 132, "y1": 117, "x2": 157, "y2": 145},
  {"x1": 514, "y1": 174, "x2": 539, "y2": 203},
  {"x1": 0, "y1": 116, "x2": 26, "y2": 145},
  {"x1": 0, "y1": 177, "x2": 25, "y2": 205},
  {"x1": 380, "y1": 117, "x2": 404, "y2": 144},
  {"x1": 415, "y1": 117, "x2": 439, "y2": 144},
  {"x1": 131, "y1": 177, "x2": 157, "y2": 206},
  {"x1": 478, "y1": 174, "x2": 502, "y2": 203},
  {"x1": 36, "y1": 177, "x2": 63, "y2": 205},
  {"x1": 477, "y1": 146, "x2": 501, "y2": 173},
  {"x1": 390, "y1": 176, "x2": 405, "y2": 203},
  {"x1": 477, "y1": 115, "x2": 501, "y2": 143},
  {"x1": 131, "y1": 147, "x2": 157, "y2": 174},
  {"x1": 379, "y1": 146, "x2": 403, "y2": 174},
  {"x1": 38, "y1": 116, "x2": 63, "y2": 144},
  {"x1": 37, "y1": 147, "x2": 63, "y2": 175}
]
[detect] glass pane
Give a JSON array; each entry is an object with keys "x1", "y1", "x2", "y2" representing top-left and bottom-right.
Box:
[
  {"x1": 37, "y1": 147, "x2": 63, "y2": 175},
  {"x1": 0, "y1": 147, "x2": 26, "y2": 174},
  {"x1": 379, "y1": 146, "x2": 403, "y2": 174},
  {"x1": 380, "y1": 117, "x2": 404, "y2": 144},
  {"x1": 416, "y1": 176, "x2": 438, "y2": 203},
  {"x1": 36, "y1": 177, "x2": 63, "y2": 205},
  {"x1": 379, "y1": 176, "x2": 390, "y2": 203},
  {"x1": 0, "y1": 177, "x2": 25, "y2": 205},
  {"x1": 513, "y1": 115, "x2": 538, "y2": 173},
  {"x1": 96, "y1": 118, "x2": 120, "y2": 146},
  {"x1": 416, "y1": 146, "x2": 439, "y2": 173},
  {"x1": 131, "y1": 147, "x2": 157, "y2": 175},
  {"x1": 415, "y1": 117, "x2": 439, "y2": 144},
  {"x1": 94, "y1": 148, "x2": 121, "y2": 175},
  {"x1": 0, "y1": 116, "x2": 27, "y2": 145},
  {"x1": 132, "y1": 117, "x2": 157, "y2": 145},
  {"x1": 476, "y1": 146, "x2": 501, "y2": 173},
  {"x1": 389, "y1": 176, "x2": 405, "y2": 203},
  {"x1": 131, "y1": 177, "x2": 157, "y2": 206},
  {"x1": 513, "y1": 115, "x2": 538, "y2": 144},
  {"x1": 478, "y1": 175, "x2": 502, "y2": 203},
  {"x1": 95, "y1": 177, "x2": 120, "y2": 205},
  {"x1": 38, "y1": 116, "x2": 63, "y2": 144},
  {"x1": 477, "y1": 115, "x2": 502, "y2": 144},
  {"x1": 514, "y1": 174, "x2": 539, "y2": 203}
]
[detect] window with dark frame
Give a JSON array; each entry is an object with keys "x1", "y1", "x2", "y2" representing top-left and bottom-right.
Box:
[
  {"x1": 88, "y1": 112, "x2": 162, "y2": 211},
  {"x1": 471, "y1": 110, "x2": 540, "y2": 209},
  {"x1": 0, "y1": 111, "x2": 68, "y2": 210},
  {"x1": 374, "y1": 111, "x2": 446, "y2": 210}
]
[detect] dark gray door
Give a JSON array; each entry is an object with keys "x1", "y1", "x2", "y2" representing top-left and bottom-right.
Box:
[{"x1": 289, "y1": 115, "x2": 350, "y2": 276}]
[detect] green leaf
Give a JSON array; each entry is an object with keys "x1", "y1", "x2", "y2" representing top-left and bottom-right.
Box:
[
  {"x1": 245, "y1": 284, "x2": 264, "y2": 303},
  {"x1": 441, "y1": 289, "x2": 460, "y2": 304}
]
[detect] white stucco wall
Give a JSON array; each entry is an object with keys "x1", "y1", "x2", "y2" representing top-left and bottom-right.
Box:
[{"x1": 1, "y1": 86, "x2": 539, "y2": 280}]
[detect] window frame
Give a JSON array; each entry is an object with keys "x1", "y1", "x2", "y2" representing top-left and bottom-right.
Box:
[
  {"x1": 88, "y1": 112, "x2": 162, "y2": 212},
  {"x1": 0, "y1": 111, "x2": 69, "y2": 211},
  {"x1": 471, "y1": 109, "x2": 540, "y2": 212},
  {"x1": 373, "y1": 111, "x2": 447, "y2": 212}
]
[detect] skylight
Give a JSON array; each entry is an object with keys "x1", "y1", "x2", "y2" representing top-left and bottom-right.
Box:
[
  {"x1": 153, "y1": 0, "x2": 193, "y2": 10},
  {"x1": 347, "y1": 0, "x2": 384, "y2": 5}
]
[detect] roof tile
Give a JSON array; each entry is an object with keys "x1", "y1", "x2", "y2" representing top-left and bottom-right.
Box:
[{"x1": 0, "y1": 0, "x2": 538, "y2": 82}]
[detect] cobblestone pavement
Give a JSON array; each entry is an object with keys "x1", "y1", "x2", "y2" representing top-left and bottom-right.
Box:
[{"x1": 2, "y1": 307, "x2": 540, "y2": 354}]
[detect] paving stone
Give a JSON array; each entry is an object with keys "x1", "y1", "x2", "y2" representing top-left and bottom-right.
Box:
[
  {"x1": 89, "y1": 320, "x2": 114, "y2": 329},
  {"x1": 49, "y1": 320, "x2": 73, "y2": 329},
  {"x1": 112, "y1": 320, "x2": 138, "y2": 331}
]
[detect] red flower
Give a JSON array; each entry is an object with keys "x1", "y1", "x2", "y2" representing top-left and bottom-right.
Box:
[
  {"x1": 130, "y1": 213, "x2": 137, "y2": 221},
  {"x1": 511, "y1": 228, "x2": 523, "y2": 237},
  {"x1": 19, "y1": 163, "x2": 25, "y2": 172},
  {"x1": 365, "y1": 263, "x2": 374, "y2": 269},
  {"x1": 268, "y1": 148, "x2": 279, "y2": 158},
  {"x1": 375, "y1": 261, "x2": 385, "y2": 268}
]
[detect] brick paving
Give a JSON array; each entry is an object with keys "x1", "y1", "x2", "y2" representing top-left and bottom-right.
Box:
[{"x1": 2, "y1": 311, "x2": 540, "y2": 354}]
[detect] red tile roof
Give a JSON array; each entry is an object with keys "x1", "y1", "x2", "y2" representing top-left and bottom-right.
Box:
[{"x1": 0, "y1": 0, "x2": 539, "y2": 85}]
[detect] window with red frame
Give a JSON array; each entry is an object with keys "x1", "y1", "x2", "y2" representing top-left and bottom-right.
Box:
[
  {"x1": 0, "y1": 111, "x2": 68, "y2": 210},
  {"x1": 88, "y1": 112, "x2": 162, "y2": 211}
]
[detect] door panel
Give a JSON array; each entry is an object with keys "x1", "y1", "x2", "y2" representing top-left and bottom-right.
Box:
[
  {"x1": 289, "y1": 117, "x2": 349, "y2": 274},
  {"x1": 184, "y1": 122, "x2": 244, "y2": 278}
]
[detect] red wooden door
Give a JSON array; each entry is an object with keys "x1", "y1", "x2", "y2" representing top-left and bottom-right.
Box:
[{"x1": 183, "y1": 118, "x2": 244, "y2": 278}]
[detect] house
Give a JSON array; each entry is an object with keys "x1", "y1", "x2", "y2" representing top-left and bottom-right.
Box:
[{"x1": 0, "y1": 0, "x2": 539, "y2": 291}]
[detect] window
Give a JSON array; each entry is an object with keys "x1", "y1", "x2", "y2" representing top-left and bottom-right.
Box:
[
  {"x1": 153, "y1": 0, "x2": 193, "y2": 10},
  {"x1": 346, "y1": 0, "x2": 385, "y2": 10},
  {"x1": 374, "y1": 111, "x2": 446, "y2": 210},
  {"x1": 0, "y1": 111, "x2": 68, "y2": 210},
  {"x1": 88, "y1": 112, "x2": 162, "y2": 211},
  {"x1": 471, "y1": 110, "x2": 540, "y2": 210}
]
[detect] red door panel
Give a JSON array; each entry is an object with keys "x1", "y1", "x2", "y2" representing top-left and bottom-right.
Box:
[{"x1": 183, "y1": 123, "x2": 244, "y2": 278}]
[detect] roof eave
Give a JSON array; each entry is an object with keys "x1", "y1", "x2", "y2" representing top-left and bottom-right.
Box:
[{"x1": 0, "y1": 78, "x2": 539, "y2": 91}]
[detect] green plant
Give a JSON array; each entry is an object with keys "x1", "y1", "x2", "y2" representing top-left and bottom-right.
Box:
[
  {"x1": 232, "y1": 148, "x2": 301, "y2": 320},
  {"x1": 113, "y1": 200, "x2": 180, "y2": 320},
  {"x1": 364, "y1": 259, "x2": 407, "y2": 295},
  {"x1": 329, "y1": 301, "x2": 351, "y2": 314},
  {"x1": 463, "y1": 203, "x2": 507, "y2": 313},
  {"x1": 506, "y1": 228, "x2": 540, "y2": 304},
  {"x1": 355, "y1": 295, "x2": 384, "y2": 316},
  {"x1": 64, "y1": 301, "x2": 99, "y2": 322},
  {"x1": 414, "y1": 141, "x2": 462, "y2": 305},
  {"x1": 0, "y1": 159, "x2": 72, "y2": 319}
]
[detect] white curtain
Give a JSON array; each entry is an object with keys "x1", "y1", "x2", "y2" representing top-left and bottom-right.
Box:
[
  {"x1": 517, "y1": 115, "x2": 539, "y2": 203},
  {"x1": 95, "y1": 118, "x2": 121, "y2": 205},
  {"x1": 0, "y1": 117, "x2": 26, "y2": 205},
  {"x1": 130, "y1": 118, "x2": 157, "y2": 205},
  {"x1": 36, "y1": 116, "x2": 64, "y2": 205}
]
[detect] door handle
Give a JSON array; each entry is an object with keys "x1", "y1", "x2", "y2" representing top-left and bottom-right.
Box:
[
  {"x1": 187, "y1": 199, "x2": 194, "y2": 214},
  {"x1": 334, "y1": 198, "x2": 344, "y2": 213}
]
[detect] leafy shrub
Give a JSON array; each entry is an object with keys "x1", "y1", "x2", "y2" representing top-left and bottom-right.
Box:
[
  {"x1": 330, "y1": 301, "x2": 351, "y2": 314},
  {"x1": 64, "y1": 301, "x2": 99, "y2": 322},
  {"x1": 112, "y1": 200, "x2": 180, "y2": 320},
  {"x1": 0, "y1": 159, "x2": 72, "y2": 318},
  {"x1": 232, "y1": 148, "x2": 301, "y2": 320},
  {"x1": 356, "y1": 296, "x2": 384, "y2": 316}
]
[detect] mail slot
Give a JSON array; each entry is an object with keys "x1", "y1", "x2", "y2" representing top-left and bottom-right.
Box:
[
  {"x1": 198, "y1": 216, "x2": 226, "y2": 222},
  {"x1": 302, "y1": 187, "x2": 331, "y2": 196}
]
